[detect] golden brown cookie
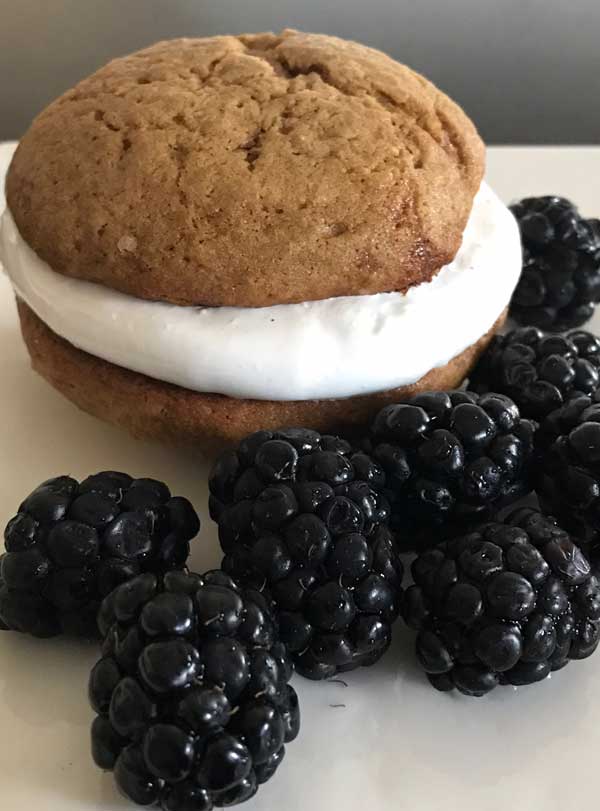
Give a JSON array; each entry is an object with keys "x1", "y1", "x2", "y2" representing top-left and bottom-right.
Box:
[
  {"x1": 7, "y1": 31, "x2": 484, "y2": 308},
  {"x1": 17, "y1": 302, "x2": 505, "y2": 453}
]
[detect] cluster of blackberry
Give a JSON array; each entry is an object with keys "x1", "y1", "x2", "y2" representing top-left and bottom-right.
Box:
[
  {"x1": 92, "y1": 571, "x2": 299, "y2": 808},
  {"x1": 209, "y1": 429, "x2": 403, "y2": 679},
  {"x1": 0, "y1": 472, "x2": 199, "y2": 638},
  {"x1": 403, "y1": 509, "x2": 600, "y2": 695},
  {"x1": 363, "y1": 391, "x2": 536, "y2": 547},
  {"x1": 470, "y1": 328, "x2": 600, "y2": 420},
  {"x1": 509, "y1": 195, "x2": 600, "y2": 330}
]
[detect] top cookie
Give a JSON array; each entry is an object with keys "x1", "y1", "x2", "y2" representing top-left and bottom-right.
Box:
[{"x1": 6, "y1": 30, "x2": 485, "y2": 308}]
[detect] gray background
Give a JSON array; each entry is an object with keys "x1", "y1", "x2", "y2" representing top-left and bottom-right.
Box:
[{"x1": 1, "y1": 0, "x2": 599, "y2": 143}]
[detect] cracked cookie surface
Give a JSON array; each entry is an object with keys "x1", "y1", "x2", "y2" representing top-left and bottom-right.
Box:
[{"x1": 6, "y1": 30, "x2": 485, "y2": 307}]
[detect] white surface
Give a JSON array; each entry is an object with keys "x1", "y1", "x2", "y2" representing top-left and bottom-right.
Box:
[
  {"x1": 0, "y1": 142, "x2": 599, "y2": 811},
  {"x1": 0, "y1": 183, "x2": 520, "y2": 400}
]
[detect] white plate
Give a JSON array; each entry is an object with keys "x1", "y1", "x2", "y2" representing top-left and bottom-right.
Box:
[{"x1": 1, "y1": 142, "x2": 600, "y2": 811}]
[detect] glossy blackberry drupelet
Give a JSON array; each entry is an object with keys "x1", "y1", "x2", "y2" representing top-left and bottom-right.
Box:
[
  {"x1": 470, "y1": 327, "x2": 600, "y2": 421},
  {"x1": 539, "y1": 406, "x2": 600, "y2": 560},
  {"x1": 365, "y1": 392, "x2": 536, "y2": 550},
  {"x1": 509, "y1": 195, "x2": 600, "y2": 330},
  {"x1": 91, "y1": 571, "x2": 299, "y2": 810},
  {"x1": 403, "y1": 508, "x2": 600, "y2": 696},
  {"x1": 209, "y1": 428, "x2": 404, "y2": 679},
  {"x1": 0, "y1": 472, "x2": 199, "y2": 638}
]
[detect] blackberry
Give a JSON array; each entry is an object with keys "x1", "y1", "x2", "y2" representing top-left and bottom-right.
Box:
[
  {"x1": 209, "y1": 428, "x2": 403, "y2": 679},
  {"x1": 91, "y1": 570, "x2": 299, "y2": 809},
  {"x1": 365, "y1": 392, "x2": 536, "y2": 550},
  {"x1": 403, "y1": 508, "x2": 600, "y2": 696},
  {"x1": 0, "y1": 472, "x2": 200, "y2": 637},
  {"x1": 509, "y1": 195, "x2": 600, "y2": 330},
  {"x1": 470, "y1": 326, "x2": 600, "y2": 420},
  {"x1": 539, "y1": 407, "x2": 600, "y2": 559}
]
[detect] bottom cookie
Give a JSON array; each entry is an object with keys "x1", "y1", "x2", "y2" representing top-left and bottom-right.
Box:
[{"x1": 17, "y1": 301, "x2": 506, "y2": 452}]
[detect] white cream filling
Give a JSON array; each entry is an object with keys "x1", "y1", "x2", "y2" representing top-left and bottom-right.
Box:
[{"x1": 0, "y1": 182, "x2": 520, "y2": 401}]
